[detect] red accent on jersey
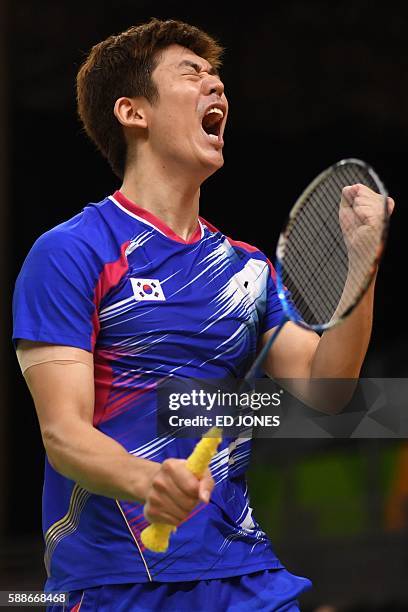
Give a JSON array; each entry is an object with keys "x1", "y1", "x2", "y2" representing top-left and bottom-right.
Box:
[
  {"x1": 70, "y1": 598, "x2": 83, "y2": 612},
  {"x1": 113, "y1": 191, "x2": 202, "y2": 244},
  {"x1": 91, "y1": 308, "x2": 100, "y2": 353},
  {"x1": 91, "y1": 240, "x2": 130, "y2": 422},
  {"x1": 102, "y1": 386, "x2": 150, "y2": 422},
  {"x1": 226, "y1": 237, "x2": 260, "y2": 254},
  {"x1": 266, "y1": 258, "x2": 278, "y2": 282},
  {"x1": 199, "y1": 216, "x2": 220, "y2": 234},
  {"x1": 199, "y1": 221, "x2": 264, "y2": 259},
  {"x1": 93, "y1": 357, "x2": 114, "y2": 427},
  {"x1": 91, "y1": 240, "x2": 131, "y2": 351},
  {"x1": 226, "y1": 236, "x2": 278, "y2": 282}
]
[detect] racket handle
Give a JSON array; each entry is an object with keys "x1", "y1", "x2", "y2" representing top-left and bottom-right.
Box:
[
  {"x1": 186, "y1": 427, "x2": 222, "y2": 477},
  {"x1": 140, "y1": 523, "x2": 175, "y2": 553},
  {"x1": 140, "y1": 427, "x2": 222, "y2": 552}
]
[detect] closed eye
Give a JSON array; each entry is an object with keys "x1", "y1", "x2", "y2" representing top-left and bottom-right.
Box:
[
  {"x1": 178, "y1": 60, "x2": 217, "y2": 77},
  {"x1": 185, "y1": 61, "x2": 202, "y2": 74}
]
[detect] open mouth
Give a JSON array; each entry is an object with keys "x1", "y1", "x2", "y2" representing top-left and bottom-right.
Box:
[{"x1": 201, "y1": 107, "x2": 224, "y2": 143}]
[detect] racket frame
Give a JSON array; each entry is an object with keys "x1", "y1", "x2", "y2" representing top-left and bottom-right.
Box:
[
  {"x1": 244, "y1": 158, "x2": 389, "y2": 385},
  {"x1": 275, "y1": 157, "x2": 389, "y2": 333}
]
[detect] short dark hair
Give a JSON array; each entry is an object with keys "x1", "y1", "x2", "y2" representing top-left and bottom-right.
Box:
[{"x1": 76, "y1": 18, "x2": 224, "y2": 178}]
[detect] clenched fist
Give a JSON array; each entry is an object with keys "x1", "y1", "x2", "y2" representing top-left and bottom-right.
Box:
[
  {"x1": 143, "y1": 458, "x2": 214, "y2": 526},
  {"x1": 340, "y1": 183, "x2": 394, "y2": 255}
]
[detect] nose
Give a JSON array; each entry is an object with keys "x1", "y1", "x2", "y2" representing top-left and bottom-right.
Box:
[{"x1": 203, "y1": 74, "x2": 225, "y2": 97}]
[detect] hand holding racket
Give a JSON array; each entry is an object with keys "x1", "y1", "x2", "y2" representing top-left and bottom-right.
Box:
[
  {"x1": 245, "y1": 158, "x2": 391, "y2": 384},
  {"x1": 141, "y1": 427, "x2": 222, "y2": 552},
  {"x1": 340, "y1": 182, "x2": 392, "y2": 266}
]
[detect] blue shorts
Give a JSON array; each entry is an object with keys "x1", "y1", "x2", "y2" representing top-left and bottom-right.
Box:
[{"x1": 51, "y1": 568, "x2": 312, "y2": 611}]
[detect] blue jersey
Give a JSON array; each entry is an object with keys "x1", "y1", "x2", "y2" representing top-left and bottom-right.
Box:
[{"x1": 13, "y1": 190, "x2": 284, "y2": 593}]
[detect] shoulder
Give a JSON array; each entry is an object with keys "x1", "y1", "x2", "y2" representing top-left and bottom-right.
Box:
[
  {"x1": 24, "y1": 195, "x2": 125, "y2": 269},
  {"x1": 200, "y1": 216, "x2": 276, "y2": 277},
  {"x1": 200, "y1": 216, "x2": 265, "y2": 256},
  {"x1": 14, "y1": 196, "x2": 129, "y2": 301}
]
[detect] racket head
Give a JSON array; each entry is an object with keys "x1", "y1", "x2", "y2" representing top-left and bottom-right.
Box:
[{"x1": 275, "y1": 158, "x2": 389, "y2": 332}]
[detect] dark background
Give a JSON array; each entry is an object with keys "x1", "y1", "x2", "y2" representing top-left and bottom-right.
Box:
[{"x1": 2, "y1": 1, "x2": 408, "y2": 611}]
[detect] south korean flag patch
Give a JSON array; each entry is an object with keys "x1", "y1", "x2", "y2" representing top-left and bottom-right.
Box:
[{"x1": 130, "y1": 278, "x2": 166, "y2": 301}]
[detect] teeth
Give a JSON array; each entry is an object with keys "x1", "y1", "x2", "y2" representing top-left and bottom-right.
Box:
[
  {"x1": 205, "y1": 107, "x2": 224, "y2": 118},
  {"x1": 208, "y1": 134, "x2": 219, "y2": 141}
]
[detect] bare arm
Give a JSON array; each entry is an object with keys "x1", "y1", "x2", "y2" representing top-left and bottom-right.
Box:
[
  {"x1": 20, "y1": 341, "x2": 213, "y2": 525},
  {"x1": 262, "y1": 285, "x2": 375, "y2": 413},
  {"x1": 310, "y1": 275, "x2": 376, "y2": 379},
  {"x1": 263, "y1": 273, "x2": 377, "y2": 378}
]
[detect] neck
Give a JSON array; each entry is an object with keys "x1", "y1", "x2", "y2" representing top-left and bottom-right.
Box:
[{"x1": 120, "y1": 154, "x2": 202, "y2": 242}]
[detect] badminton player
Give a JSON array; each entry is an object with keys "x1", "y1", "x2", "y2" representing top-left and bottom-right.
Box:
[{"x1": 12, "y1": 18, "x2": 393, "y2": 611}]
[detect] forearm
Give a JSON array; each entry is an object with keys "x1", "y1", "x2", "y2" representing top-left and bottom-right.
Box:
[
  {"x1": 310, "y1": 274, "x2": 376, "y2": 378},
  {"x1": 42, "y1": 418, "x2": 160, "y2": 503}
]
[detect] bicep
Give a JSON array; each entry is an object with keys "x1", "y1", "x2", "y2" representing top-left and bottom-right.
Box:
[
  {"x1": 19, "y1": 342, "x2": 95, "y2": 435},
  {"x1": 261, "y1": 321, "x2": 320, "y2": 378}
]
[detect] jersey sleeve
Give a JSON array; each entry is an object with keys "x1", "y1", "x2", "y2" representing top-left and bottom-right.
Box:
[
  {"x1": 12, "y1": 229, "x2": 101, "y2": 352},
  {"x1": 260, "y1": 258, "x2": 283, "y2": 334}
]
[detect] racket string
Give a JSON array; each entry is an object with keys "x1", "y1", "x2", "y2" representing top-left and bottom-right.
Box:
[
  {"x1": 283, "y1": 239, "x2": 347, "y2": 323},
  {"x1": 284, "y1": 222, "x2": 374, "y2": 322},
  {"x1": 279, "y1": 162, "x2": 385, "y2": 326},
  {"x1": 283, "y1": 195, "x2": 349, "y2": 322}
]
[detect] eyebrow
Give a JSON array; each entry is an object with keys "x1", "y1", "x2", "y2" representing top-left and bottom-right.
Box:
[{"x1": 177, "y1": 59, "x2": 218, "y2": 76}]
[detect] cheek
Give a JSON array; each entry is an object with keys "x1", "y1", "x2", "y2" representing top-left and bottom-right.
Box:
[
  {"x1": 156, "y1": 88, "x2": 198, "y2": 131},
  {"x1": 151, "y1": 111, "x2": 179, "y2": 144},
  {"x1": 154, "y1": 109, "x2": 196, "y2": 149}
]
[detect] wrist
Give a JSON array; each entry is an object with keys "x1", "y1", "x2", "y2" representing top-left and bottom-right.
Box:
[{"x1": 128, "y1": 456, "x2": 161, "y2": 503}]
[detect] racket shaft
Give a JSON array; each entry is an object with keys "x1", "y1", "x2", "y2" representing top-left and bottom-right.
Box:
[{"x1": 244, "y1": 317, "x2": 287, "y2": 386}]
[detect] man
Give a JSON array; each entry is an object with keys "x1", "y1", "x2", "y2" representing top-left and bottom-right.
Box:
[{"x1": 13, "y1": 18, "x2": 393, "y2": 612}]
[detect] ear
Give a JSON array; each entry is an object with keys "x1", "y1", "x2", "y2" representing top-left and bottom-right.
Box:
[{"x1": 114, "y1": 97, "x2": 148, "y2": 129}]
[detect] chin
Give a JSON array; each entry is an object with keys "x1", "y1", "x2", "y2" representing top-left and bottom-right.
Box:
[{"x1": 199, "y1": 152, "x2": 225, "y2": 177}]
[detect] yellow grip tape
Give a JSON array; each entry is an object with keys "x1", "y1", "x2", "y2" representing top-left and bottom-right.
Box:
[{"x1": 140, "y1": 427, "x2": 222, "y2": 552}]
